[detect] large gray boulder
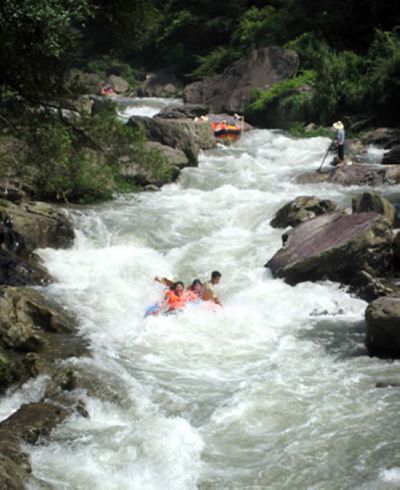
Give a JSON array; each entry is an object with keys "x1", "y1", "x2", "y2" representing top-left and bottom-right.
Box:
[
  {"x1": 127, "y1": 116, "x2": 216, "y2": 165},
  {"x1": 137, "y1": 72, "x2": 182, "y2": 98},
  {"x1": 154, "y1": 104, "x2": 209, "y2": 120},
  {"x1": 352, "y1": 192, "x2": 397, "y2": 226},
  {"x1": 108, "y1": 75, "x2": 129, "y2": 94},
  {"x1": 183, "y1": 47, "x2": 299, "y2": 114},
  {"x1": 266, "y1": 212, "x2": 393, "y2": 285},
  {"x1": 270, "y1": 196, "x2": 337, "y2": 228},
  {"x1": 366, "y1": 296, "x2": 400, "y2": 357},
  {"x1": 0, "y1": 200, "x2": 74, "y2": 253}
]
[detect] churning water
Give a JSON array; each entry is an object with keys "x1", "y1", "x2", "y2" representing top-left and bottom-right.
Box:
[{"x1": 5, "y1": 100, "x2": 400, "y2": 489}]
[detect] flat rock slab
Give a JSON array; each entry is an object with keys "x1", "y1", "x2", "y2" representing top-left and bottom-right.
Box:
[
  {"x1": 297, "y1": 164, "x2": 400, "y2": 187},
  {"x1": 266, "y1": 211, "x2": 393, "y2": 285}
]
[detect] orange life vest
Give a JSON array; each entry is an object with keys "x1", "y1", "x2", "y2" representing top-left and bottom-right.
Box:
[{"x1": 165, "y1": 290, "x2": 186, "y2": 310}]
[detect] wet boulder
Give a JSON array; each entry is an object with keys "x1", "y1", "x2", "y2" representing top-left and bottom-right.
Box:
[
  {"x1": 108, "y1": 74, "x2": 129, "y2": 94},
  {"x1": 270, "y1": 196, "x2": 337, "y2": 228},
  {"x1": 366, "y1": 296, "x2": 400, "y2": 358},
  {"x1": 128, "y1": 115, "x2": 215, "y2": 165},
  {"x1": 349, "y1": 270, "x2": 399, "y2": 303},
  {"x1": 183, "y1": 47, "x2": 299, "y2": 114},
  {"x1": 0, "y1": 250, "x2": 51, "y2": 287},
  {"x1": 352, "y1": 192, "x2": 397, "y2": 226},
  {"x1": 0, "y1": 200, "x2": 74, "y2": 253},
  {"x1": 0, "y1": 402, "x2": 69, "y2": 488},
  {"x1": 154, "y1": 104, "x2": 209, "y2": 120},
  {"x1": 382, "y1": 145, "x2": 400, "y2": 165},
  {"x1": 266, "y1": 212, "x2": 393, "y2": 285},
  {"x1": 0, "y1": 286, "x2": 85, "y2": 391}
]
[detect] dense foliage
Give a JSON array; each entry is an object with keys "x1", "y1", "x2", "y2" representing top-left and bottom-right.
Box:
[{"x1": 0, "y1": 0, "x2": 399, "y2": 203}]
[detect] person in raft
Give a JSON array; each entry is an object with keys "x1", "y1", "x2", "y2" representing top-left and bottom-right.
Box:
[
  {"x1": 201, "y1": 271, "x2": 223, "y2": 307},
  {"x1": 158, "y1": 281, "x2": 186, "y2": 314},
  {"x1": 186, "y1": 279, "x2": 203, "y2": 303},
  {"x1": 332, "y1": 121, "x2": 346, "y2": 166}
]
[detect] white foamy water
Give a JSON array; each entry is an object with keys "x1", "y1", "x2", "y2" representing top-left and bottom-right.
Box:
[
  {"x1": 116, "y1": 97, "x2": 182, "y2": 121},
  {"x1": 3, "y1": 100, "x2": 400, "y2": 489}
]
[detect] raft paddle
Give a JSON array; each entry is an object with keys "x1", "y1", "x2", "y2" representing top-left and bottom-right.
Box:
[{"x1": 317, "y1": 139, "x2": 334, "y2": 173}]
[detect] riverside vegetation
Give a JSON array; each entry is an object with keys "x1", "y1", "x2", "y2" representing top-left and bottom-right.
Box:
[{"x1": 1, "y1": 0, "x2": 399, "y2": 204}]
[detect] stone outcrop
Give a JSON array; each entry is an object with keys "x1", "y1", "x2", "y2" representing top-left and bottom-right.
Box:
[
  {"x1": 349, "y1": 270, "x2": 399, "y2": 303},
  {"x1": 183, "y1": 47, "x2": 299, "y2": 114},
  {"x1": 108, "y1": 75, "x2": 129, "y2": 94},
  {"x1": 0, "y1": 200, "x2": 74, "y2": 287},
  {"x1": 137, "y1": 72, "x2": 182, "y2": 98},
  {"x1": 382, "y1": 145, "x2": 400, "y2": 165},
  {"x1": 127, "y1": 115, "x2": 216, "y2": 165},
  {"x1": 352, "y1": 192, "x2": 397, "y2": 226},
  {"x1": 154, "y1": 104, "x2": 209, "y2": 120},
  {"x1": 297, "y1": 164, "x2": 400, "y2": 187},
  {"x1": 0, "y1": 402, "x2": 69, "y2": 488},
  {"x1": 366, "y1": 296, "x2": 400, "y2": 357},
  {"x1": 266, "y1": 212, "x2": 393, "y2": 285},
  {"x1": 361, "y1": 128, "x2": 400, "y2": 149},
  {"x1": 270, "y1": 196, "x2": 337, "y2": 228},
  {"x1": 0, "y1": 286, "x2": 84, "y2": 390},
  {"x1": 1, "y1": 200, "x2": 74, "y2": 253}
]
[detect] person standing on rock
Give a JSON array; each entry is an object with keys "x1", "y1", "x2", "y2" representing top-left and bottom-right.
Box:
[
  {"x1": 332, "y1": 121, "x2": 346, "y2": 166},
  {"x1": 202, "y1": 271, "x2": 223, "y2": 307}
]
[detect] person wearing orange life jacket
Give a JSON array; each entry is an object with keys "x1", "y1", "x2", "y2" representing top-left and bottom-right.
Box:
[
  {"x1": 160, "y1": 281, "x2": 186, "y2": 313},
  {"x1": 185, "y1": 279, "x2": 203, "y2": 303}
]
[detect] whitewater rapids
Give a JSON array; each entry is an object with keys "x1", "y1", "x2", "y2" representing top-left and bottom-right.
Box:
[{"x1": 3, "y1": 100, "x2": 400, "y2": 489}]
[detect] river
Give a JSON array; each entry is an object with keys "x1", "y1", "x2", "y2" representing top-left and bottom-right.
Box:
[{"x1": 4, "y1": 99, "x2": 400, "y2": 489}]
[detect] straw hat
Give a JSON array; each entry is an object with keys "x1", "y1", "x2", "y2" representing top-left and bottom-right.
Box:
[{"x1": 332, "y1": 121, "x2": 344, "y2": 130}]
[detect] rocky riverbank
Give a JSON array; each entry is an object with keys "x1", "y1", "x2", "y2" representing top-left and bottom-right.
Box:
[
  {"x1": 266, "y1": 191, "x2": 400, "y2": 358},
  {"x1": 0, "y1": 194, "x2": 91, "y2": 487}
]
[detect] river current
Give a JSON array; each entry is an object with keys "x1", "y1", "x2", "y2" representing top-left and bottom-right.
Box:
[{"x1": 3, "y1": 99, "x2": 400, "y2": 489}]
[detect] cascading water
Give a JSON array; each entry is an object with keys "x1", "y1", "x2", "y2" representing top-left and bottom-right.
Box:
[{"x1": 6, "y1": 99, "x2": 400, "y2": 489}]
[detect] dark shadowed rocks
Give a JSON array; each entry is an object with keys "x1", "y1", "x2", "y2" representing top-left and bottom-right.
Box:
[
  {"x1": 366, "y1": 296, "x2": 400, "y2": 358},
  {"x1": 349, "y1": 270, "x2": 399, "y2": 303},
  {"x1": 0, "y1": 286, "x2": 86, "y2": 391},
  {"x1": 382, "y1": 145, "x2": 400, "y2": 165},
  {"x1": 352, "y1": 192, "x2": 397, "y2": 226},
  {"x1": 270, "y1": 196, "x2": 337, "y2": 228},
  {"x1": 183, "y1": 47, "x2": 299, "y2": 114},
  {"x1": 0, "y1": 402, "x2": 69, "y2": 488},
  {"x1": 266, "y1": 212, "x2": 393, "y2": 285},
  {"x1": 361, "y1": 128, "x2": 400, "y2": 149}
]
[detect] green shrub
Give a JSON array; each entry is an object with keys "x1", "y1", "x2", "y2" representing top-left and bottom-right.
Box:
[
  {"x1": 23, "y1": 110, "x2": 172, "y2": 203},
  {"x1": 189, "y1": 47, "x2": 237, "y2": 80},
  {"x1": 247, "y1": 71, "x2": 315, "y2": 112}
]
